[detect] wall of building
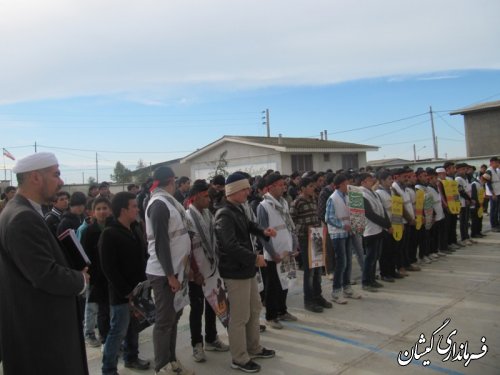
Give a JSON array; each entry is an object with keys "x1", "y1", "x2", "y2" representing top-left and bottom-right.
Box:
[
  {"x1": 187, "y1": 142, "x2": 281, "y2": 180},
  {"x1": 464, "y1": 109, "x2": 500, "y2": 157}
]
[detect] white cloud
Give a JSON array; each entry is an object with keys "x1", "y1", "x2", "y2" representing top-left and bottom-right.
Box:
[{"x1": 0, "y1": 0, "x2": 499, "y2": 104}]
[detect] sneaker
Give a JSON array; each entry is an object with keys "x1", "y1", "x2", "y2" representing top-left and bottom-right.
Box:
[
  {"x1": 304, "y1": 302, "x2": 323, "y2": 313},
  {"x1": 422, "y1": 256, "x2": 432, "y2": 263},
  {"x1": 205, "y1": 337, "x2": 229, "y2": 352},
  {"x1": 277, "y1": 312, "x2": 298, "y2": 321},
  {"x1": 251, "y1": 348, "x2": 275, "y2": 359},
  {"x1": 457, "y1": 240, "x2": 468, "y2": 247},
  {"x1": 316, "y1": 296, "x2": 333, "y2": 309},
  {"x1": 392, "y1": 272, "x2": 404, "y2": 279},
  {"x1": 343, "y1": 287, "x2": 362, "y2": 299},
  {"x1": 362, "y1": 284, "x2": 378, "y2": 292},
  {"x1": 266, "y1": 319, "x2": 283, "y2": 330},
  {"x1": 430, "y1": 254, "x2": 439, "y2": 260},
  {"x1": 449, "y1": 243, "x2": 460, "y2": 250},
  {"x1": 125, "y1": 357, "x2": 150, "y2": 370},
  {"x1": 381, "y1": 276, "x2": 395, "y2": 282},
  {"x1": 231, "y1": 360, "x2": 261, "y2": 373},
  {"x1": 192, "y1": 343, "x2": 207, "y2": 362},
  {"x1": 156, "y1": 360, "x2": 194, "y2": 375},
  {"x1": 466, "y1": 239, "x2": 476, "y2": 245},
  {"x1": 436, "y1": 251, "x2": 447, "y2": 257},
  {"x1": 331, "y1": 290, "x2": 348, "y2": 304},
  {"x1": 85, "y1": 335, "x2": 101, "y2": 348}
]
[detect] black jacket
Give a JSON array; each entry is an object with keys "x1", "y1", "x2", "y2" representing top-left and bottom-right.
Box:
[
  {"x1": 98, "y1": 219, "x2": 146, "y2": 305},
  {"x1": 215, "y1": 200, "x2": 267, "y2": 279},
  {"x1": 80, "y1": 221, "x2": 109, "y2": 303},
  {"x1": 57, "y1": 211, "x2": 83, "y2": 236}
]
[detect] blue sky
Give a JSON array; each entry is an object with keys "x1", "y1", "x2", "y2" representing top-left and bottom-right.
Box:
[{"x1": 1, "y1": 1, "x2": 500, "y2": 184}]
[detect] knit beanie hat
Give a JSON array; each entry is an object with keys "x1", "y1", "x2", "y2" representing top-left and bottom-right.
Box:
[{"x1": 225, "y1": 173, "x2": 250, "y2": 196}]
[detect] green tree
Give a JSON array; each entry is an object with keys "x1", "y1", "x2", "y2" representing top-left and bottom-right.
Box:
[
  {"x1": 134, "y1": 159, "x2": 151, "y2": 184},
  {"x1": 87, "y1": 176, "x2": 96, "y2": 185},
  {"x1": 110, "y1": 161, "x2": 132, "y2": 183}
]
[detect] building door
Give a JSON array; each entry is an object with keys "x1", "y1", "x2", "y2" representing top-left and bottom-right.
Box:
[
  {"x1": 291, "y1": 154, "x2": 313, "y2": 172},
  {"x1": 341, "y1": 154, "x2": 359, "y2": 170}
]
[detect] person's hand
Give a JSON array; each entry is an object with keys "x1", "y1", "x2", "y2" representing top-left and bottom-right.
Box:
[
  {"x1": 272, "y1": 254, "x2": 282, "y2": 263},
  {"x1": 264, "y1": 227, "x2": 277, "y2": 237},
  {"x1": 291, "y1": 250, "x2": 300, "y2": 258},
  {"x1": 167, "y1": 275, "x2": 181, "y2": 292},
  {"x1": 256, "y1": 254, "x2": 267, "y2": 267},
  {"x1": 194, "y1": 272, "x2": 204, "y2": 286},
  {"x1": 492, "y1": 194, "x2": 497, "y2": 201},
  {"x1": 388, "y1": 227, "x2": 394, "y2": 234},
  {"x1": 81, "y1": 267, "x2": 90, "y2": 284}
]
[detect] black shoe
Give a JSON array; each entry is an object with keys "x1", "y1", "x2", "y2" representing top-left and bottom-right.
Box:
[
  {"x1": 231, "y1": 360, "x2": 261, "y2": 373},
  {"x1": 392, "y1": 273, "x2": 404, "y2": 279},
  {"x1": 316, "y1": 296, "x2": 333, "y2": 309},
  {"x1": 124, "y1": 358, "x2": 150, "y2": 370},
  {"x1": 381, "y1": 276, "x2": 395, "y2": 282},
  {"x1": 259, "y1": 324, "x2": 267, "y2": 333},
  {"x1": 304, "y1": 302, "x2": 323, "y2": 313},
  {"x1": 371, "y1": 281, "x2": 384, "y2": 288},
  {"x1": 349, "y1": 280, "x2": 357, "y2": 285},
  {"x1": 251, "y1": 348, "x2": 275, "y2": 359}
]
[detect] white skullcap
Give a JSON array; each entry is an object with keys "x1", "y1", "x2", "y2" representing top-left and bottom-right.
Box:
[
  {"x1": 435, "y1": 167, "x2": 446, "y2": 173},
  {"x1": 12, "y1": 152, "x2": 59, "y2": 174}
]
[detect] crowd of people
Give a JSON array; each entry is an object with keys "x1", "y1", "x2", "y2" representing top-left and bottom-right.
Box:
[{"x1": 0, "y1": 152, "x2": 499, "y2": 375}]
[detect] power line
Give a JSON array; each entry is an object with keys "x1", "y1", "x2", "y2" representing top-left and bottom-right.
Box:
[
  {"x1": 361, "y1": 118, "x2": 429, "y2": 142},
  {"x1": 305, "y1": 112, "x2": 429, "y2": 137},
  {"x1": 435, "y1": 112, "x2": 465, "y2": 136}
]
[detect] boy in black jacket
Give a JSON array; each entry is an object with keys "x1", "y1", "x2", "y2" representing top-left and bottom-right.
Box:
[{"x1": 99, "y1": 192, "x2": 149, "y2": 375}]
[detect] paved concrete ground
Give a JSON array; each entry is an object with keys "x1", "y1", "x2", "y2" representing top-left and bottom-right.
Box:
[
  {"x1": 83, "y1": 222, "x2": 499, "y2": 375},
  {"x1": 6, "y1": 222, "x2": 499, "y2": 375}
]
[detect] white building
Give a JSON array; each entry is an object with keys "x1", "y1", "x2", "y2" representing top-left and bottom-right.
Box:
[{"x1": 181, "y1": 135, "x2": 378, "y2": 180}]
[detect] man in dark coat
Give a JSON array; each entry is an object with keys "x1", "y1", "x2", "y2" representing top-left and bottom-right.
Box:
[{"x1": 0, "y1": 152, "x2": 89, "y2": 375}]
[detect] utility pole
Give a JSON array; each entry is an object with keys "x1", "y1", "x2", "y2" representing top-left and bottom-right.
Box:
[
  {"x1": 430, "y1": 106, "x2": 438, "y2": 159},
  {"x1": 262, "y1": 109, "x2": 270, "y2": 137},
  {"x1": 34, "y1": 141, "x2": 37, "y2": 153},
  {"x1": 413, "y1": 144, "x2": 416, "y2": 163},
  {"x1": 96, "y1": 153, "x2": 99, "y2": 183},
  {"x1": 82, "y1": 172, "x2": 85, "y2": 184}
]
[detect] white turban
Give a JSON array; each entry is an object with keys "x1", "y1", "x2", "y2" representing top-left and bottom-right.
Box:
[
  {"x1": 12, "y1": 152, "x2": 59, "y2": 174},
  {"x1": 435, "y1": 167, "x2": 446, "y2": 173}
]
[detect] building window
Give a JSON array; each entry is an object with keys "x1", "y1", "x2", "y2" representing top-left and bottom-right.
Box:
[
  {"x1": 291, "y1": 154, "x2": 313, "y2": 172},
  {"x1": 323, "y1": 153, "x2": 330, "y2": 162},
  {"x1": 341, "y1": 153, "x2": 359, "y2": 170}
]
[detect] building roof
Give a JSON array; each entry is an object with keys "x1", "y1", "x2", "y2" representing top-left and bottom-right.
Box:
[
  {"x1": 367, "y1": 158, "x2": 412, "y2": 166},
  {"x1": 450, "y1": 100, "x2": 500, "y2": 115},
  {"x1": 181, "y1": 135, "x2": 378, "y2": 163}
]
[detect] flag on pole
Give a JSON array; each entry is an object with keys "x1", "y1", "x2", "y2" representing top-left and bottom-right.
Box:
[{"x1": 3, "y1": 148, "x2": 15, "y2": 160}]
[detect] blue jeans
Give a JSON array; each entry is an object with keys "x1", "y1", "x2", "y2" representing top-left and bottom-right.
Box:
[
  {"x1": 102, "y1": 303, "x2": 130, "y2": 375},
  {"x1": 84, "y1": 297, "x2": 98, "y2": 338},
  {"x1": 351, "y1": 234, "x2": 364, "y2": 272},
  {"x1": 362, "y1": 233, "x2": 383, "y2": 286},
  {"x1": 332, "y1": 237, "x2": 352, "y2": 291},
  {"x1": 299, "y1": 238, "x2": 322, "y2": 303}
]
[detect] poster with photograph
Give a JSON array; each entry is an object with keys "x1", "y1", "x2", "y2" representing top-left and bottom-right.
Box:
[
  {"x1": 308, "y1": 226, "x2": 324, "y2": 269},
  {"x1": 277, "y1": 254, "x2": 298, "y2": 291},
  {"x1": 348, "y1": 185, "x2": 366, "y2": 235},
  {"x1": 173, "y1": 254, "x2": 191, "y2": 313},
  {"x1": 255, "y1": 268, "x2": 264, "y2": 293},
  {"x1": 203, "y1": 273, "x2": 230, "y2": 328}
]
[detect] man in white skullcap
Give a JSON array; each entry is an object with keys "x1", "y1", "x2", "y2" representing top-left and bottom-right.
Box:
[{"x1": 0, "y1": 152, "x2": 90, "y2": 375}]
